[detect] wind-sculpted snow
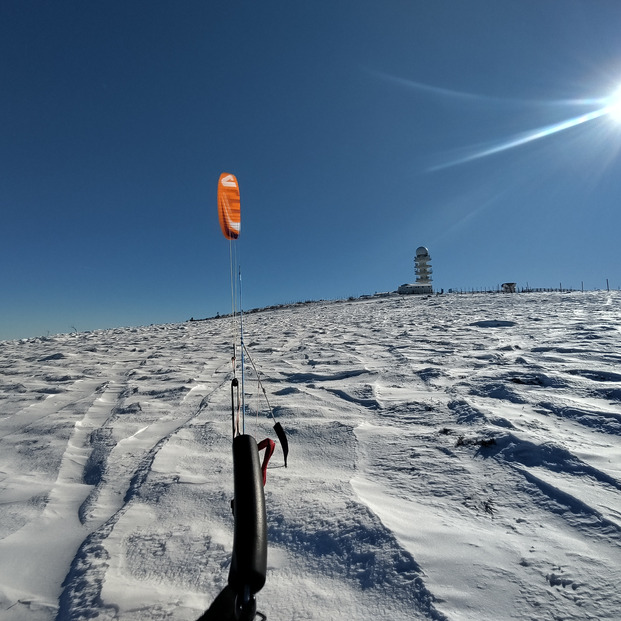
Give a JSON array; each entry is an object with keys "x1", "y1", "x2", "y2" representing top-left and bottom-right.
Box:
[{"x1": 0, "y1": 292, "x2": 620, "y2": 620}]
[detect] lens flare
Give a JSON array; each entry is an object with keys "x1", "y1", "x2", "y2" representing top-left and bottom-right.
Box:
[
  {"x1": 373, "y1": 71, "x2": 621, "y2": 171},
  {"x1": 429, "y1": 107, "x2": 611, "y2": 171},
  {"x1": 428, "y1": 85, "x2": 621, "y2": 171}
]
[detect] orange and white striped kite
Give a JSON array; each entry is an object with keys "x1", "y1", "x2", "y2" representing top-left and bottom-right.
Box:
[{"x1": 217, "y1": 173, "x2": 241, "y2": 240}]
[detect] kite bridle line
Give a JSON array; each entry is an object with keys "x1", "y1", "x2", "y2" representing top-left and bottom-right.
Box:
[
  {"x1": 242, "y1": 339, "x2": 289, "y2": 468},
  {"x1": 239, "y1": 265, "x2": 247, "y2": 435},
  {"x1": 228, "y1": 236, "x2": 245, "y2": 438},
  {"x1": 242, "y1": 342, "x2": 277, "y2": 424}
]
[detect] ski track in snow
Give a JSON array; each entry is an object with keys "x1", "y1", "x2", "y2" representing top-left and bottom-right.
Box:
[{"x1": 0, "y1": 292, "x2": 620, "y2": 620}]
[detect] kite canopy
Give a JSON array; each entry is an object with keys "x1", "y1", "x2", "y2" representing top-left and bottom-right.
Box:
[{"x1": 218, "y1": 173, "x2": 241, "y2": 240}]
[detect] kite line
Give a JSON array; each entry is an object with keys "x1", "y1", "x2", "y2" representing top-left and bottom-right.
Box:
[{"x1": 198, "y1": 172, "x2": 289, "y2": 621}]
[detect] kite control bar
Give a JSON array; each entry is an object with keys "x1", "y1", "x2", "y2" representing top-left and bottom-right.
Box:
[
  {"x1": 197, "y1": 434, "x2": 267, "y2": 621},
  {"x1": 229, "y1": 434, "x2": 268, "y2": 618}
]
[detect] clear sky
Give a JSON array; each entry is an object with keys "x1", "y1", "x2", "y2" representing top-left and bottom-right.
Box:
[{"x1": 2, "y1": 1, "x2": 621, "y2": 340}]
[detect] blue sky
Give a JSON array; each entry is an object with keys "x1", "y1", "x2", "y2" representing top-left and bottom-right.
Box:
[{"x1": 2, "y1": 1, "x2": 621, "y2": 340}]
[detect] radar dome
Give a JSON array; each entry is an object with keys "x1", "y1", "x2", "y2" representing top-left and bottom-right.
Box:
[{"x1": 416, "y1": 246, "x2": 429, "y2": 257}]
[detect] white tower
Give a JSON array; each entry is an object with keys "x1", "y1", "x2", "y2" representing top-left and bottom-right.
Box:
[{"x1": 415, "y1": 246, "x2": 432, "y2": 284}]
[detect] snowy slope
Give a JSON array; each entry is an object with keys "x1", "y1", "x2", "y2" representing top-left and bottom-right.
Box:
[{"x1": 0, "y1": 292, "x2": 620, "y2": 621}]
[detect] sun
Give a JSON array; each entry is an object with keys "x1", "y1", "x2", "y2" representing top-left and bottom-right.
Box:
[{"x1": 605, "y1": 87, "x2": 621, "y2": 123}]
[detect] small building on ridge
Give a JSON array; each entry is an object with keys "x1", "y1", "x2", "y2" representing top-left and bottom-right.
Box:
[{"x1": 398, "y1": 283, "x2": 433, "y2": 295}]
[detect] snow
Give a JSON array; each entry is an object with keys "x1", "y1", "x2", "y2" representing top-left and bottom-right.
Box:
[{"x1": 0, "y1": 291, "x2": 620, "y2": 620}]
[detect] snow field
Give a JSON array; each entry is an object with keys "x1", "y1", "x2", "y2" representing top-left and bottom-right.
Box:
[{"x1": 0, "y1": 291, "x2": 620, "y2": 620}]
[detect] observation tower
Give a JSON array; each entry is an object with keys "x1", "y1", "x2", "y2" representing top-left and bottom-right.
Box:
[
  {"x1": 397, "y1": 246, "x2": 433, "y2": 295},
  {"x1": 415, "y1": 246, "x2": 432, "y2": 285}
]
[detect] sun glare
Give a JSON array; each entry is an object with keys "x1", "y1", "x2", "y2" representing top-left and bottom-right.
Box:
[
  {"x1": 605, "y1": 87, "x2": 621, "y2": 123},
  {"x1": 425, "y1": 80, "x2": 621, "y2": 171}
]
